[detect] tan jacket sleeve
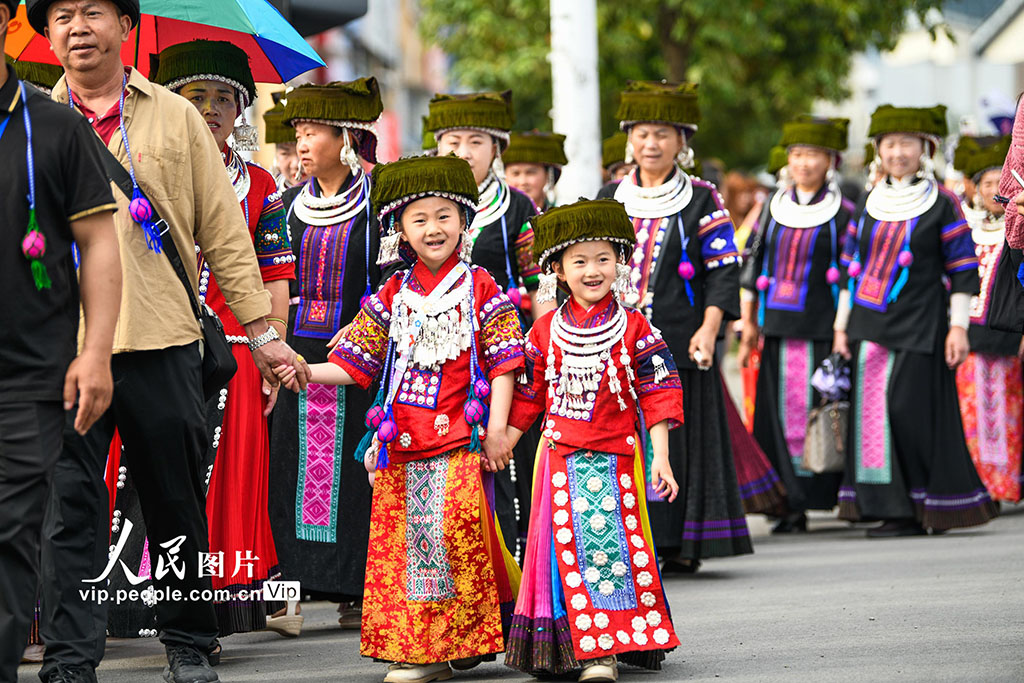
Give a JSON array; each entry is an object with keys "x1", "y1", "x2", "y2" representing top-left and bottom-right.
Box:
[{"x1": 185, "y1": 105, "x2": 271, "y2": 326}]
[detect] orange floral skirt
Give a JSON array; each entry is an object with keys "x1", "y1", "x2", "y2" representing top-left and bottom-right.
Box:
[
  {"x1": 956, "y1": 352, "x2": 1023, "y2": 503},
  {"x1": 360, "y1": 447, "x2": 520, "y2": 663}
]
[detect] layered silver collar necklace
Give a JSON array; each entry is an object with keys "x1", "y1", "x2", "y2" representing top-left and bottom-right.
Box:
[
  {"x1": 769, "y1": 181, "x2": 843, "y2": 228},
  {"x1": 470, "y1": 171, "x2": 512, "y2": 237},
  {"x1": 865, "y1": 175, "x2": 938, "y2": 222},
  {"x1": 292, "y1": 167, "x2": 370, "y2": 227},
  {"x1": 613, "y1": 166, "x2": 694, "y2": 219}
]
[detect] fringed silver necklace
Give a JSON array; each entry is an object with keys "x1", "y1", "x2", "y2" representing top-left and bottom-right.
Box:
[
  {"x1": 390, "y1": 261, "x2": 476, "y2": 371},
  {"x1": 547, "y1": 300, "x2": 641, "y2": 414}
]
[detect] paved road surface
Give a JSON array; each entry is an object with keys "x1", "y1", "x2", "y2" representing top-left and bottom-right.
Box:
[{"x1": 19, "y1": 508, "x2": 1024, "y2": 682}]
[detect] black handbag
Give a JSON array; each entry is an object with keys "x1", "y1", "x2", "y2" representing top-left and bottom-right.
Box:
[
  {"x1": 986, "y1": 240, "x2": 1024, "y2": 334},
  {"x1": 98, "y1": 148, "x2": 237, "y2": 400}
]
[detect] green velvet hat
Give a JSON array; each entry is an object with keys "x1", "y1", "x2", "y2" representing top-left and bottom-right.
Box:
[
  {"x1": 284, "y1": 78, "x2": 384, "y2": 162},
  {"x1": 503, "y1": 131, "x2": 568, "y2": 167},
  {"x1": 371, "y1": 155, "x2": 479, "y2": 223},
  {"x1": 867, "y1": 104, "x2": 948, "y2": 144},
  {"x1": 616, "y1": 81, "x2": 700, "y2": 136},
  {"x1": 151, "y1": 40, "x2": 257, "y2": 108},
  {"x1": 424, "y1": 91, "x2": 515, "y2": 150},
  {"x1": 955, "y1": 135, "x2": 1010, "y2": 181},
  {"x1": 531, "y1": 198, "x2": 636, "y2": 270},
  {"x1": 6, "y1": 55, "x2": 63, "y2": 93},
  {"x1": 422, "y1": 115, "x2": 437, "y2": 151},
  {"x1": 262, "y1": 94, "x2": 293, "y2": 145},
  {"x1": 779, "y1": 115, "x2": 849, "y2": 153},
  {"x1": 602, "y1": 132, "x2": 628, "y2": 169},
  {"x1": 767, "y1": 145, "x2": 788, "y2": 174}
]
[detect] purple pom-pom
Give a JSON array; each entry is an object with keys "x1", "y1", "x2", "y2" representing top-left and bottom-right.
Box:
[
  {"x1": 365, "y1": 405, "x2": 386, "y2": 430},
  {"x1": 847, "y1": 261, "x2": 862, "y2": 279},
  {"x1": 129, "y1": 196, "x2": 153, "y2": 223},
  {"x1": 506, "y1": 286, "x2": 522, "y2": 307},
  {"x1": 474, "y1": 378, "x2": 491, "y2": 399},
  {"x1": 376, "y1": 419, "x2": 398, "y2": 443},
  {"x1": 897, "y1": 250, "x2": 913, "y2": 268},
  {"x1": 755, "y1": 274, "x2": 770, "y2": 291},
  {"x1": 826, "y1": 266, "x2": 841, "y2": 285},
  {"x1": 677, "y1": 261, "x2": 695, "y2": 280},
  {"x1": 21, "y1": 230, "x2": 46, "y2": 259},
  {"x1": 463, "y1": 398, "x2": 486, "y2": 425}
]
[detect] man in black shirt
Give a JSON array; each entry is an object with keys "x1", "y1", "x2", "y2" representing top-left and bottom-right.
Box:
[{"x1": 0, "y1": 1, "x2": 122, "y2": 680}]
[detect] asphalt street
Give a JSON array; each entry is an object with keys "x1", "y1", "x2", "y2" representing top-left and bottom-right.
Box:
[{"x1": 19, "y1": 508, "x2": 1024, "y2": 683}]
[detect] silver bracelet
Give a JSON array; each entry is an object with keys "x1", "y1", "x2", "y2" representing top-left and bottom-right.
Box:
[{"x1": 247, "y1": 326, "x2": 280, "y2": 351}]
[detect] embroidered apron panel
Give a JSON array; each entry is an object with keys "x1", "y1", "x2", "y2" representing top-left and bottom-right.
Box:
[
  {"x1": 855, "y1": 342, "x2": 893, "y2": 485},
  {"x1": 296, "y1": 383, "x2": 345, "y2": 542}
]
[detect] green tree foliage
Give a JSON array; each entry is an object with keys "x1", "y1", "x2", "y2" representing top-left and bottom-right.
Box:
[{"x1": 419, "y1": 0, "x2": 946, "y2": 168}]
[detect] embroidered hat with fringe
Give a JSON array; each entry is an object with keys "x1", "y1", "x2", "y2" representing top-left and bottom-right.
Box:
[
  {"x1": 616, "y1": 80, "x2": 700, "y2": 137},
  {"x1": 424, "y1": 90, "x2": 515, "y2": 150},
  {"x1": 284, "y1": 78, "x2": 383, "y2": 162}
]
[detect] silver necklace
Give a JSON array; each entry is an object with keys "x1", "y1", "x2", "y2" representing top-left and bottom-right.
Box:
[
  {"x1": 613, "y1": 166, "x2": 694, "y2": 219},
  {"x1": 547, "y1": 301, "x2": 635, "y2": 414},
  {"x1": 469, "y1": 171, "x2": 511, "y2": 238},
  {"x1": 865, "y1": 176, "x2": 938, "y2": 222},
  {"x1": 292, "y1": 168, "x2": 370, "y2": 227},
  {"x1": 224, "y1": 147, "x2": 250, "y2": 202},
  {"x1": 769, "y1": 181, "x2": 843, "y2": 228}
]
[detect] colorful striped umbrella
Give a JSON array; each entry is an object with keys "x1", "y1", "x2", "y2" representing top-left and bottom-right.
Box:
[{"x1": 5, "y1": 0, "x2": 324, "y2": 82}]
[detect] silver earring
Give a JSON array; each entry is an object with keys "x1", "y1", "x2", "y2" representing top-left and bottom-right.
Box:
[
  {"x1": 612, "y1": 260, "x2": 637, "y2": 305},
  {"x1": 233, "y1": 113, "x2": 259, "y2": 152},
  {"x1": 676, "y1": 146, "x2": 694, "y2": 169},
  {"x1": 624, "y1": 140, "x2": 635, "y2": 164},
  {"x1": 537, "y1": 271, "x2": 558, "y2": 304},
  {"x1": 377, "y1": 214, "x2": 401, "y2": 266},
  {"x1": 340, "y1": 129, "x2": 361, "y2": 175}
]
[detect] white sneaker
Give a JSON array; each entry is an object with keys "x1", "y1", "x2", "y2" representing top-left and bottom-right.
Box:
[
  {"x1": 382, "y1": 662, "x2": 454, "y2": 683},
  {"x1": 579, "y1": 655, "x2": 618, "y2": 682}
]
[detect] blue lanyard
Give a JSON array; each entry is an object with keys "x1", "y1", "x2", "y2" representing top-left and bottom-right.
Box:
[{"x1": 68, "y1": 75, "x2": 162, "y2": 252}]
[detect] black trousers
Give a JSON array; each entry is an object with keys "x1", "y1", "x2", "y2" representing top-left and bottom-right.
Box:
[
  {"x1": 0, "y1": 401, "x2": 63, "y2": 683},
  {"x1": 40, "y1": 343, "x2": 218, "y2": 678}
]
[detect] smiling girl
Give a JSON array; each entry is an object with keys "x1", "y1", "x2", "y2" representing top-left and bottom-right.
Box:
[
  {"x1": 504, "y1": 199, "x2": 682, "y2": 682},
  {"x1": 277, "y1": 155, "x2": 524, "y2": 683}
]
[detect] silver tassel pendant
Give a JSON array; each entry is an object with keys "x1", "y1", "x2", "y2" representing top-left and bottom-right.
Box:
[
  {"x1": 377, "y1": 217, "x2": 402, "y2": 266},
  {"x1": 612, "y1": 262, "x2": 636, "y2": 304},
  {"x1": 233, "y1": 115, "x2": 259, "y2": 152},
  {"x1": 652, "y1": 354, "x2": 668, "y2": 384},
  {"x1": 537, "y1": 271, "x2": 558, "y2": 304}
]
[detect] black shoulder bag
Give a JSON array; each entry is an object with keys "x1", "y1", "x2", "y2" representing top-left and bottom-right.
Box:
[{"x1": 98, "y1": 148, "x2": 237, "y2": 400}]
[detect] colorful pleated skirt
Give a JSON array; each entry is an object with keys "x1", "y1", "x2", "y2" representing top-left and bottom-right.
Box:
[
  {"x1": 506, "y1": 441, "x2": 679, "y2": 675},
  {"x1": 956, "y1": 352, "x2": 1024, "y2": 503},
  {"x1": 360, "y1": 447, "x2": 520, "y2": 664}
]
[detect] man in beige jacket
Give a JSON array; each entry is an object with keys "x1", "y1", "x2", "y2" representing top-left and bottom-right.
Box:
[{"x1": 25, "y1": 1, "x2": 311, "y2": 681}]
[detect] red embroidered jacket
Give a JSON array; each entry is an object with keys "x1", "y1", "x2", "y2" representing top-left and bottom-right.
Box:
[
  {"x1": 509, "y1": 293, "x2": 684, "y2": 456},
  {"x1": 329, "y1": 252, "x2": 525, "y2": 462},
  {"x1": 199, "y1": 156, "x2": 295, "y2": 337}
]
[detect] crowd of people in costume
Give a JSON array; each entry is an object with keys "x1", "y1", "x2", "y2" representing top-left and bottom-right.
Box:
[{"x1": 1, "y1": 2, "x2": 1022, "y2": 683}]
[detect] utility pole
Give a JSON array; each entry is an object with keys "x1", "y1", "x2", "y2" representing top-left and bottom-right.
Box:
[{"x1": 549, "y1": 0, "x2": 602, "y2": 202}]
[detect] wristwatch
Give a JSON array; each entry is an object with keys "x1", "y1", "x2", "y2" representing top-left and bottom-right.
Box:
[{"x1": 247, "y1": 326, "x2": 281, "y2": 351}]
